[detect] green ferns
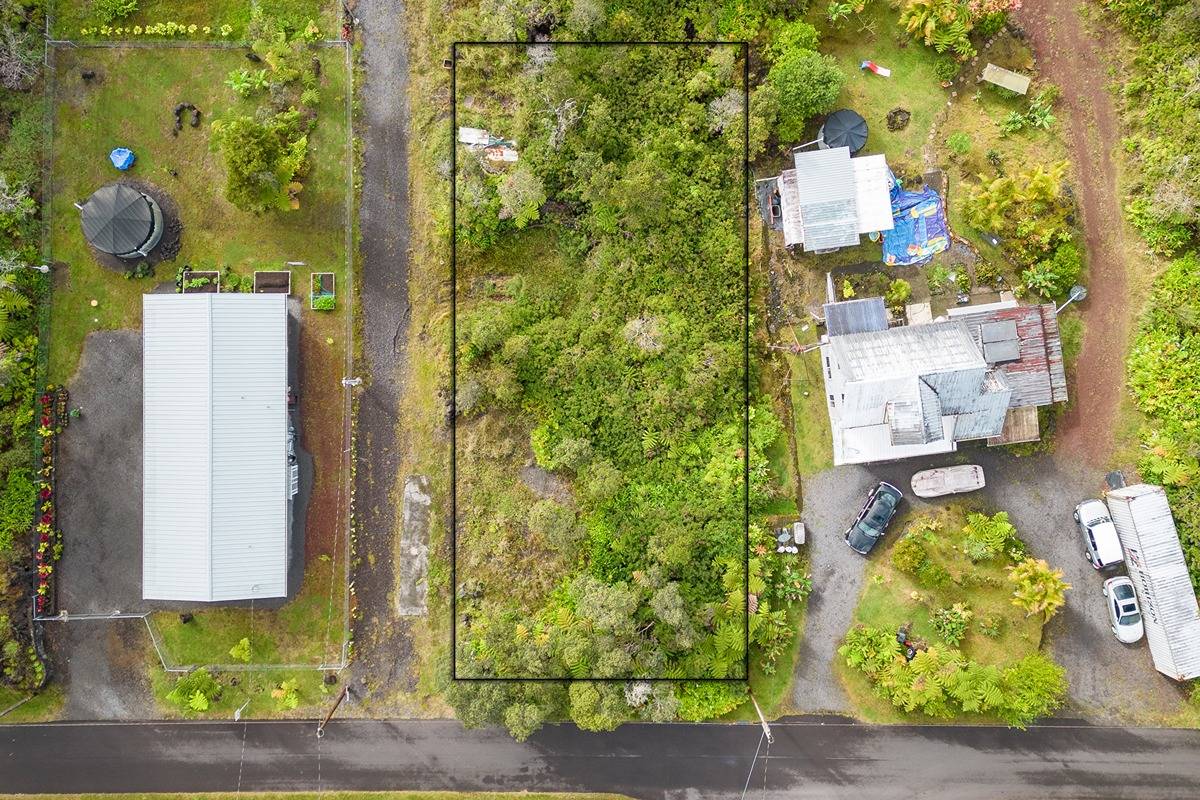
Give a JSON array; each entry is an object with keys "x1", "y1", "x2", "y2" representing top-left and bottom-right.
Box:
[
  {"x1": 1127, "y1": 254, "x2": 1200, "y2": 588},
  {"x1": 839, "y1": 624, "x2": 1066, "y2": 726}
]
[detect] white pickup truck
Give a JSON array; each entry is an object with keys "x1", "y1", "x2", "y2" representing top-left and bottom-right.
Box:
[{"x1": 910, "y1": 465, "x2": 986, "y2": 498}]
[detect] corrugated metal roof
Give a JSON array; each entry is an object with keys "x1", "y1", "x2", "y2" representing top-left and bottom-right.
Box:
[
  {"x1": 1107, "y1": 485, "x2": 1200, "y2": 680},
  {"x1": 918, "y1": 379, "x2": 943, "y2": 442},
  {"x1": 824, "y1": 297, "x2": 889, "y2": 337},
  {"x1": 952, "y1": 303, "x2": 1068, "y2": 407},
  {"x1": 851, "y1": 154, "x2": 895, "y2": 233},
  {"x1": 887, "y1": 395, "x2": 926, "y2": 446},
  {"x1": 830, "y1": 321, "x2": 984, "y2": 383},
  {"x1": 777, "y1": 169, "x2": 804, "y2": 247},
  {"x1": 778, "y1": 151, "x2": 894, "y2": 249},
  {"x1": 793, "y1": 147, "x2": 859, "y2": 251},
  {"x1": 142, "y1": 294, "x2": 289, "y2": 603}
]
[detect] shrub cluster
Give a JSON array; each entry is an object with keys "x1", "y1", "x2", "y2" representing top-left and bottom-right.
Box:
[{"x1": 839, "y1": 623, "x2": 1067, "y2": 726}]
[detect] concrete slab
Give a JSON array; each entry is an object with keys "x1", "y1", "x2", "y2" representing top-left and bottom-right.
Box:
[{"x1": 396, "y1": 475, "x2": 430, "y2": 616}]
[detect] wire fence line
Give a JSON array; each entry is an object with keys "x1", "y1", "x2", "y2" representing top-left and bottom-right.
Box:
[
  {"x1": 31, "y1": 33, "x2": 358, "y2": 677},
  {"x1": 44, "y1": 38, "x2": 348, "y2": 49}
]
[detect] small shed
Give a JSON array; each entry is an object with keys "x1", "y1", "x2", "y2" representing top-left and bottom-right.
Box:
[
  {"x1": 778, "y1": 147, "x2": 896, "y2": 252},
  {"x1": 1106, "y1": 484, "x2": 1200, "y2": 681},
  {"x1": 78, "y1": 183, "x2": 164, "y2": 259},
  {"x1": 980, "y1": 63, "x2": 1031, "y2": 95},
  {"x1": 818, "y1": 109, "x2": 869, "y2": 154}
]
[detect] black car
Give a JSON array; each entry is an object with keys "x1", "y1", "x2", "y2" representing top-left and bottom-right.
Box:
[{"x1": 844, "y1": 482, "x2": 904, "y2": 555}]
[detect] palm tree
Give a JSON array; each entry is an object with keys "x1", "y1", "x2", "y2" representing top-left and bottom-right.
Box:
[{"x1": 1008, "y1": 558, "x2": 1071, "y2": 622}]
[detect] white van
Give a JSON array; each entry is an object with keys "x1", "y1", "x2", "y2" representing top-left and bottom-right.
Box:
[{"x1": 1074, "y1": 499, "x2": 1123, "y2": 570}]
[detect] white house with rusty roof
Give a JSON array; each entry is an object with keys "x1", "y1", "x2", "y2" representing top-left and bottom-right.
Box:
[{"x1": 820, "y1": 297, "x2": 1067, "y2": 465}]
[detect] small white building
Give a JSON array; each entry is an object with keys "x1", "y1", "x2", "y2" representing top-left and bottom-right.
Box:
[
  {"x1": 776, "y1": 147, "x2": 894, "y2": 252},
  {"x1": 142, "y1": 293, "x2": 291, "y2": 602},
  {"x1": 1106, "y1": 484, "x2": 1200, "y2": 681}
]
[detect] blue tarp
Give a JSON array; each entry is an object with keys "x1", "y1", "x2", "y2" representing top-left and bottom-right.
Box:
[
  {"x1": 882, "y1": 176, "x2": 950, "y2": 266},
  {"x1": 109, "y1": 147, "x2": 135, "y2": 171}
]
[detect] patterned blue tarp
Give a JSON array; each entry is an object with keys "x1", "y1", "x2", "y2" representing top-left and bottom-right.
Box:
[{"x1": 882, "y1": 176, "x2": 950, "y2": 266}]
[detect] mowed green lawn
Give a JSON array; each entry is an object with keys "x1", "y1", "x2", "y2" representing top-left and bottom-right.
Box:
[
  {"x1": 48, "y1": 45, "x2": 350, "y2": 383},
  {"x1": 807, "y1": 3, "x2": 947, "y2": 173},
  {"x1": 54, "y1": 0, "x2": 337, "y2": 39}
]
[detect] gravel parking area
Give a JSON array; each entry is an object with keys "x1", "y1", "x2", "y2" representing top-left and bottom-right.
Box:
[
  {"x1": 793, "y1": 447, "x2": 1187, "y2": 722},
  {"x1": 44, "y1": 619, "x2": 154, "y2": 720},
  {"x1": 56, "y1": 330, "x2": 144, "y2": 616}
]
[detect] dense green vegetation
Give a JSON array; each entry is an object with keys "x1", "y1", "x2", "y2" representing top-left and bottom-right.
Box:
[
  {"x1": 1126, "y1": 254, "x2": 1200, "y2": 587},
  {"x1": 837, "y1": 509, "x2": 1067, "y2": 725},
  {"x1": 0, "y1": 0, "x2": 49, "y2": 698},
  {"x1": 1109, "y1": 0, "x2": 1200, "y2": 589},
  {"x1": 450, "y1": 41, "x2": 807, "y2": 737},
  {"x1": 1105, "y1": 0, "x2": 1200, "y2": 255}
]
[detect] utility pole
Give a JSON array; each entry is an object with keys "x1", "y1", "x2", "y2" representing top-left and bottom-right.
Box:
[
  {"x1": 315, "y1": 686, "x2": 348, "y2": 738},
  {"x1": 749, "y1": 692, "x2": 774, "y2": 744}
]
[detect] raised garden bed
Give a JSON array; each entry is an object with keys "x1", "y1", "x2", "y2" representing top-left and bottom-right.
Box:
[
  {"x1": 180, "y1": 270, "x2": 219, "y2": 293},
  {"x1": 254, "y1": 270, "x2": 292, "y2": 294},
  {"x1": 310, "y1": 272, "x2": 335, "y2": 311}
]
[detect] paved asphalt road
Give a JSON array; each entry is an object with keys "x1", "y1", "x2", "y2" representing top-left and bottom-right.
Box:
[{"x1": 5, "y1": 718, "x2": 1200, "y2": 799}]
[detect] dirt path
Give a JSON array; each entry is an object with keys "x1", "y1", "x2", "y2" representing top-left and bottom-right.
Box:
[
  {"x1": 1016, "y1": 2, "x2": 1130, "y2": 467},
  {"x1": 350, "y1": 0, "x2": 418, "y2": 699}
]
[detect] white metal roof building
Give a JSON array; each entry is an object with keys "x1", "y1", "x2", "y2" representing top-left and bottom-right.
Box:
[
  {"x1": 1106, "y1": 484, "x2": 1200, "y2": 681},
  {"x1": 142, "y1": 293, "x2": 290, "y2": 602},
  {"x1": 776, "y1": 147, "x2": 895, "y2": 251}
]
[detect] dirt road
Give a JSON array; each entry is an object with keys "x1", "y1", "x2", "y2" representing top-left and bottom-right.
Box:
[
  {"x1": 1016, "y1": 1, "x2": 1130, "y2": 467},
  {"x1": 350, "y1": 0, "x2": 417, "y2": 697}
]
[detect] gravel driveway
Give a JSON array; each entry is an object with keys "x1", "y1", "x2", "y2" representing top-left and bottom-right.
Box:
[
  {"x1": 349, "y1": 0, "x2": 419, "y2": 699},
  {"x1": 793, "y1": 447, "x2": 1187, "y2": 722}
]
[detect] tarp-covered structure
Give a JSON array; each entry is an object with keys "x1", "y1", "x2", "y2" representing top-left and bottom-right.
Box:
[
  {"x1": 79, "y1": 183, "x2": 164, "y2": 259},
  {"x1": 882, "y1": 179, "x2": 950, "y2": 266}
]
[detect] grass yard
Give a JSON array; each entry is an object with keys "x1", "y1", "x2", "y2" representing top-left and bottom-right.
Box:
[
  {"x1": 48, "y1": 44, "x2": 353, "y2": 685},
  {"x1": 53, "y1": 0, "x2": 338, "y2": 40},
  {"x1": 836, "y1": 505, "x2": 1048, "y2": 723},
  {"x1": 0, "y1": 684, "x2": 64, "y2": 722},
  {"x1": 49, "y1": 45, "x2": 350, "y2": 384},
  {"x1": 807, "y1": 3, "x2": 947, "y2": 175},
  {"x1": 148, "y1": 665, "x2": 340, "y2": 718},
  {"x1": 150, "y1": 556, "x2": 344, "y2": 666},
  {"x1": 780, "y1": 324, "x2": 833, "y2": 478}
]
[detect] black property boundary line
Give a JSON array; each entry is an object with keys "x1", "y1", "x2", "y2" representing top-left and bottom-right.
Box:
[{"x1": 451, "y1": 40, "x2": 751, "y2": 683}]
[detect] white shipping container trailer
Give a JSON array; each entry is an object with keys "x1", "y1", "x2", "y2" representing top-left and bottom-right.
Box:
[{"x1": 1105, "y1": 484, "x2": 1200, "y2": 681}]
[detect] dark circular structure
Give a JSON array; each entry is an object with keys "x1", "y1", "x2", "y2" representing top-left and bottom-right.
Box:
[
  {"x1": 78, "y1": 183, "x2": 164, "y2": 259},
  {"x1": 818, "y1": 109, "x2": 869, "y2": 154}
]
